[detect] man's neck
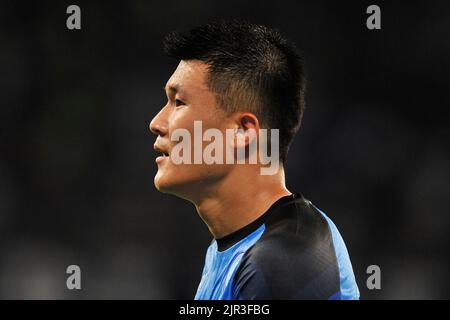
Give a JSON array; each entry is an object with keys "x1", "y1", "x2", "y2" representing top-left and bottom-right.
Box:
[{"x1": 194, "y1": 167, "x2": 291, "y2": 239}]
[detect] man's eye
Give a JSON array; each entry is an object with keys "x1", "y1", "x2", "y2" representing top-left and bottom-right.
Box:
[{"x1": 175, "y1": 99, "x2": 185, "y2": 107}]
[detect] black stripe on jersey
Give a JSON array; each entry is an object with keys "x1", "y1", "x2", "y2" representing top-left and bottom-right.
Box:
[
  {"x1": 215, "y1": 194, "x2": 299, "y2": 252},
  {"x1": 232, "y1": 194, "x2": 341, "y2": 299}
]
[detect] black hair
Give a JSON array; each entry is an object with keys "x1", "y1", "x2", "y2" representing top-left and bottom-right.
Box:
[{"x1": 163, "y1": 20, "x2": 306, "y2": 163}]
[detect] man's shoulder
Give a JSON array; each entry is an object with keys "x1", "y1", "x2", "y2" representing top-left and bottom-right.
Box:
[
  {"x1": 232, "y1": 195, "x2": 345, "y2": 299},
  {"x1": 241, "y1": 195, "x2": 338, "y2": 272},
  {"x1": 255, "y1": 194, "x2": 335, "y2": 252}
]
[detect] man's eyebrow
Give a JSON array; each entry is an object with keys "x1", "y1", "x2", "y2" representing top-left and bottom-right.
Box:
[{"x1": 163, "y1": 84, "x2": 180, "y2": 95}]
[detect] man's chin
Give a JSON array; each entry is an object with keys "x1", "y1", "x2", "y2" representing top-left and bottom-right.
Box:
[
  {"x1": 154, "y1": 174, "x2": 179, "y2": 194},
  {"x1": 153, "y1": 175, "x2": 197, "y2": 202},
  {"x1": 154, "y1": 175, "x2": 169, "y2": 193}
]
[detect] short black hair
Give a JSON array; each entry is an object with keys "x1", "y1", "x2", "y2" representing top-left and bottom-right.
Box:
[{"x1": 163, "y1": 20, "x2": 306, "y2": 163}]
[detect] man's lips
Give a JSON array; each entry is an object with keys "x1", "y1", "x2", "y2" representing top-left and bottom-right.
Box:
[{"x1": 154, "y1": 144, "x2": 169, "y2": 163}]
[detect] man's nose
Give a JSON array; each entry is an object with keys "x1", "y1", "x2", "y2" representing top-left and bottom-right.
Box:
[{"x1": 149, "y1": 109, "x2": 168, "y2": 136}]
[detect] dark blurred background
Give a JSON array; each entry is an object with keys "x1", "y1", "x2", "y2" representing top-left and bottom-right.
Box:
[{"x1": 0, "y1": 0, "x2": 449, "y2": 299}]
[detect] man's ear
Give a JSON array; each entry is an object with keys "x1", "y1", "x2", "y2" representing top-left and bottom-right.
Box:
[{"x1": 233, "y1": 112, "x2": 260, "y2": 148}]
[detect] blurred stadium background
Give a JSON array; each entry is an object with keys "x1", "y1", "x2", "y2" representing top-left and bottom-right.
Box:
[{"x1": 0, "y1": 1, "x2": 449, "y2": 299}]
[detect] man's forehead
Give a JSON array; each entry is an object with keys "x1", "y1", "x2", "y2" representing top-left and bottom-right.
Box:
[{"x1": 165, "y1": 60, "x2": 209, "y2": 93}]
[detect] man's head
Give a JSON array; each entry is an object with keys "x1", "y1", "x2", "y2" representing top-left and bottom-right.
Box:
[{"x1": 150, "y1": 20, "x2": 306, "y2": 199}]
